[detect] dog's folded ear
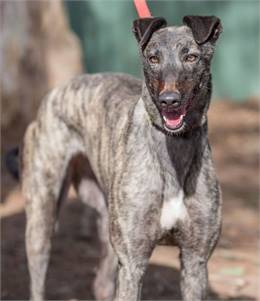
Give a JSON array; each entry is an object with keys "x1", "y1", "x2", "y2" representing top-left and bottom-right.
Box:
[
  {"x1": 133, "y1": 17, "x2": 167, "y2": 50},
  {"x1": 183, "y1": 15, "x2": 222, "y2": 45}
]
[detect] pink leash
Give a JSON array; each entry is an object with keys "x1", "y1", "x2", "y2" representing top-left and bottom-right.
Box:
[{"x1": 133, "y1": 0, "x2": 152, "y2": 18}]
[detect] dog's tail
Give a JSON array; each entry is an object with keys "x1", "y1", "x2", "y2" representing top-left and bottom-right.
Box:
[{"x1": 5, "y1": 147, "x2": 20, "y2": 181}]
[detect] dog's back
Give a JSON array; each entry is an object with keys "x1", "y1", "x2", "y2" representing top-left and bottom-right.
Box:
[{"x1": 39, "y1": 73, "x2": 142, "y2": 132}]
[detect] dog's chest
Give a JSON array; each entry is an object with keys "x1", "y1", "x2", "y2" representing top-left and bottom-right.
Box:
[{"x1": 160, "y1": 189, "x2": 187, "y2": 231}]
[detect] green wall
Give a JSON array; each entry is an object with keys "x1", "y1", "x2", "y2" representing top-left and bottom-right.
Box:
[{"x1": 65, "y1": 0, "x2": 260, "y2": 100}]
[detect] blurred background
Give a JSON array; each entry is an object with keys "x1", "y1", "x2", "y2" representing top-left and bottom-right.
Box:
[{"x1": 1, "y1": 0, "x2": 259, "y2": 300}]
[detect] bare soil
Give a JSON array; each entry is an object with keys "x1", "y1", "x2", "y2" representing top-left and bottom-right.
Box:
[{"x1": 1, "y1": 99, "x2": 259, "y2": 300}]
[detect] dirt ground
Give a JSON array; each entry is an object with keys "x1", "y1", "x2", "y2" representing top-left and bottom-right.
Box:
[{"x1": 1, "y1": 99, "x2": 259, "y2": 300}]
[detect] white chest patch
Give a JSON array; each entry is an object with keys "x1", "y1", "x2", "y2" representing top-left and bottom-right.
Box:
[{"x1": 160, "y1": 190, "x2": 187, "y2": 230}]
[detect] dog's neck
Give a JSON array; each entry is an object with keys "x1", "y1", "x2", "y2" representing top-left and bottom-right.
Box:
[{"x1": 138, "y1": 83, "x2": 208, "y2": 194}]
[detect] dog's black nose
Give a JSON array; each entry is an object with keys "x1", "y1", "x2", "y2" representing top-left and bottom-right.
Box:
[{"x1": 159, "y1": 92, "x2": 181, "y2": 108}]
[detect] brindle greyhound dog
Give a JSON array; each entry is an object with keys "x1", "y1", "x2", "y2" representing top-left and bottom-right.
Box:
[{"x1": 21, "y1": 15, "x2": 222, "y2": 301}]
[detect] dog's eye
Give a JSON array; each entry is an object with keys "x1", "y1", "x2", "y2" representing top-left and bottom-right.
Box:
[
  {"x1": 185, "y1": 54, "x2": 198, "y2": 63},
  {"x1": 148, "y1": 55, "x2": 160, "y2": 64}
]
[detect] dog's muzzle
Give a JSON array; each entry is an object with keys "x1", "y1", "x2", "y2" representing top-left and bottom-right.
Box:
[{"x1": 158, "y1": 91, "x2": 186, "y2": 130}]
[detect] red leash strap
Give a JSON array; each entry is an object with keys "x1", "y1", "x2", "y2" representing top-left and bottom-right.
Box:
[{"x1": 133, "y1": 0, "x2": 152, "y2": 18}]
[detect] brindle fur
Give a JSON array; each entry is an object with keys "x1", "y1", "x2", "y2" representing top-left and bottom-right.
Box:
[{"x1": 22, "y1": 16, "x2": 222, "y2": 301}]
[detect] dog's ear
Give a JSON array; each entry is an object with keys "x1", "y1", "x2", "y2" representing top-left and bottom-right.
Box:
[
  {"x1": 133, "y1": 17, "x2": 167, "y2": 50},
  {"x1": 183, "y1": 15, "x2": 222, "y2": 45}
]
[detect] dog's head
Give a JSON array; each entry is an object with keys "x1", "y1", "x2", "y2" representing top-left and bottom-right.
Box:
[{"x1": 133, "y1": 16, "x2": 222, "y2": 135}]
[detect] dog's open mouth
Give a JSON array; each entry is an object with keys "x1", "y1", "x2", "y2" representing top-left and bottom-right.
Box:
[{"x1": 161, "y1": 108, "x2": 186, "y2": 130}]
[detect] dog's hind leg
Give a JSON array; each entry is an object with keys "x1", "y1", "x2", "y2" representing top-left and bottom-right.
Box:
[
  {"x1": 72, "y1": 155, "x2": 117, "y2": 301},
  {"x1": 80, "y1": 181, "x2": 117, "y2": 301},
  {"x1": 22, "y1": 118, "x2": 84, "y2": 301},
  {"x1": 93, "y1": 220, "x2": 117, "y2": 301}
]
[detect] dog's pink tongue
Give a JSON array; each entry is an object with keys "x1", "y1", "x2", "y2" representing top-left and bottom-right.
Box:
[{"x1": 162, "y1": 111, "x2": 183, "y2": 128}]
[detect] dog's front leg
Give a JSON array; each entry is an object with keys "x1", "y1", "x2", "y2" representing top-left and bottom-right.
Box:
[
  {"x1": 179, "y1": 247, "x2": 209, "y2": 301},
  {"x1": 109, "y1": 201, "x2": 158, "y2": 301},
  {"x1": 116, "y1": 263, "x2": 144, "y2": 301},
  {"x1": 178, "y1": 202, "x2": 221, "y2": 301}
]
